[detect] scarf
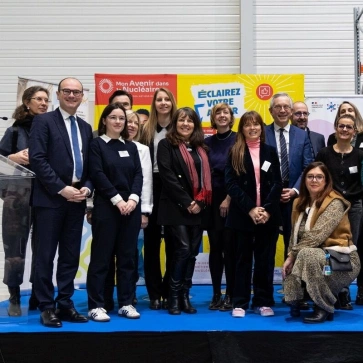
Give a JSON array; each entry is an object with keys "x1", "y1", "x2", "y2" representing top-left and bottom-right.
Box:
[{"x1": 179, "y1": 142, "x2": 212, "y2": 205}]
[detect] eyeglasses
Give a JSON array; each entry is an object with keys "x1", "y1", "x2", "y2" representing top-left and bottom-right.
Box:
[
  {"x1": 293, "y1": 111, "x2": 310, "y2": 117},
  {"x1": 31, "y1": 97, "x2": 50, "y2": 103},
  {"x1": 337, "y1": 124, "x2": 355, "y2": 131},
  {"x1": 60, "y1": 89, "x2": 83, "y2": 97},
  {"x1": 107, "y1": 116, "x2": 126, "y2": 122},
  {"x1": 306, "y1": 174, "x2": 325, "y2": 182},
  {"x1": 273, "y1": 105, "x2": 291, "y2": 111}
]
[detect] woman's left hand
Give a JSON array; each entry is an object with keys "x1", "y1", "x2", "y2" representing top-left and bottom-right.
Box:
[
  {"x1": 219, "y1": 196, "x2": 231, "y2": 218},
  {"x1": 282, "y1": 255, "x2": 295, "y2": 279},
  {"x1": 122, "y1": 199, "x2": 137, "y2": 215},
  {"x1": 141, "y1": 214, "x2": 149, "y2": 229},
  {"x1": 188, "y1": 201, "x2": 201, "y2": 214}
]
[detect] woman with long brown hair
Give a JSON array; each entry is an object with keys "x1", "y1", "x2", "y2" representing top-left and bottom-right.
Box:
[{"x1": 225, "y1": 111, "x2": 282, "y2": 318}]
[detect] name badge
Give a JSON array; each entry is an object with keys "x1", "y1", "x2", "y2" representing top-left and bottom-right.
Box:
[
  {"x1": 359, "y1": 143, "x2": 363, "y2": 148},
  {"x1": 261, "y1": 161, "x2": 271, "y2": 172},
  {"x1": 349, "y1": 166, "x2": 358, "y2": 174},
  {"x1": 119, "y1": 151, "x2": 130, "y2": 157}
]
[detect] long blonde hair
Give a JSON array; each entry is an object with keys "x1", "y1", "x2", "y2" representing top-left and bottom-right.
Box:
[
  {"x1": 140, "y1": 88, "x2": 177, "y2": 146},
  {"x1": 230, "y1": 111, "x2": 265, "y2": 175}
]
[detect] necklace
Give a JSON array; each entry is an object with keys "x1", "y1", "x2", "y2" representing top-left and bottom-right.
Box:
[{"x1": 216, "y1": 130, "x2": 232, "y2": 141}]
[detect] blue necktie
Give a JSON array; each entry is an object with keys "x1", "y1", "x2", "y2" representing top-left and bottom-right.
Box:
[
  {"x1": 70, "y1": 115, "x2": 83, "y2": 180},
  {"x1": 279, "y1": 128, "x2": 289, "y2": 182}
]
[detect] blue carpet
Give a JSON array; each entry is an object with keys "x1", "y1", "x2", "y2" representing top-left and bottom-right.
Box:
[{"x1": 0, "y1": 285, "x2": 362, "y2": 334}]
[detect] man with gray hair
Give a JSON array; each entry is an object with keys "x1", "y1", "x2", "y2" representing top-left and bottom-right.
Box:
[{"x1": 265, "y1": 93, "x2": 313, "y2": 305}]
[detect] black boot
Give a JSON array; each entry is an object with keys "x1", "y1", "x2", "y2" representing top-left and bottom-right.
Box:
[
  {"x1": 168, "y1": 292, "x2": 181, "y2": 315},
  {"x1": 219, "y1": 295, "x2": 233, "y2": 312},
  {"x1": 335, "y1": 289, "x2": 353, "y2": 310},
  {"x1": 289, "y1": 301, "x2": 300, "y2": 317},
  {"x1": 8, "y1": 287, "x2": 21, "y2": 317},
  {"x1": 356, "y1": 286, "x2": 363, "y2": 305},
  {"x1": 303, "y1": 306, "x2": 334, "y2": 324},
  {"x1": 208, "y1": 293, "x2": 223, "y2": 310},
  {"x1": 181, "y1": 289, "x2": 197, "y2": 314}
]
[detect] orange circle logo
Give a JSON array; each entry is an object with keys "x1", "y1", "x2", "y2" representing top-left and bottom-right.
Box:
[{"x1": 256, "y1": 84, "x2": 273, "y2": 100}]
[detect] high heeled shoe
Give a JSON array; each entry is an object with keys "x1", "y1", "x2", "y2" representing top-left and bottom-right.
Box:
[{"x1": 303, "y1": 306, "x2": 334, "y2": 324}]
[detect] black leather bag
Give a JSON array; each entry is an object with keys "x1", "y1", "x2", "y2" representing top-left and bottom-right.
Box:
[{"x1": 328, "y1": 250, "x2": 352, "y2": 272}]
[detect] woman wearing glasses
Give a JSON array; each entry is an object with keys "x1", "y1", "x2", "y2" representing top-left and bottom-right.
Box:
[
  {"x1": 316, "y1": 114, "x2": 363, "y2": 310},
  {"x1": 283, "y1": 162, "x2": 360, "y2": 323},
  {"x1": 0, "y1": 85, "x2": 50, "y2": 316},
  {"x1": 327, "y1": 101, "x2": 363, "y2": 147},
  {"x1": 87, "y1": 103, "x2": 143, "y2": 322}
]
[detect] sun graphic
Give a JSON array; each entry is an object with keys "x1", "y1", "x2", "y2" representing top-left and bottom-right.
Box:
[{"x1": 242, "y1": 74, "x2": 304, "y2": 124}]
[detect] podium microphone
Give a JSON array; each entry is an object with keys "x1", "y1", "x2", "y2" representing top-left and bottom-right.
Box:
[{"x1": 0, "y1": 117, "x2": 8, "y2": 120}]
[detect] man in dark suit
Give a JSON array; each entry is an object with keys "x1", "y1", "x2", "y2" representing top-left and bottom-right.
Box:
[
  {"x1": 29, "y1": 77, "x2": 93, "y2": 327},
  {"x1": 291, "y1": 101, "x2": 325, "y2": 159},
  {"x1": 265, "y1": 93, "x2": 313, "y2": 260}
]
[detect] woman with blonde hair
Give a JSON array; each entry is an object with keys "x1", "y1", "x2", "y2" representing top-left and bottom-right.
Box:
[
  {"x1": 140, "y1": 88, "x2": 177, "y2": 310},
  {"x1": 204, "y1": 103, "x2": 236, "y2": 312}
]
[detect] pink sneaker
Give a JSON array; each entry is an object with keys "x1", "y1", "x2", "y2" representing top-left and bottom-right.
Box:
[
  {"x1": 232, "y1": 308, "x2": 245, "y2": 318},
  {"x1": 254, "y1": 306, "x2": 274, "y2": 317}
]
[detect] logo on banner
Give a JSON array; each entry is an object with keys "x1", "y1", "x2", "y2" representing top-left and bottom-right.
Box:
[
  {"x1": 99, "y1": 78, "x2": 114, "y2": 94},
  {"x1": 327, "y1": 102, "x2": 337, "y2": 112},
  {"x1": 256, "y1": 83, "x2": 273, "y2": 100}
]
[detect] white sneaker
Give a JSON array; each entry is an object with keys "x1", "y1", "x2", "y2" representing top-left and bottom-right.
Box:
[
  {"x1": 254, "y1": 306, "x2": 274, "y2": 317},
  {"x1": 118, "y1": 305, "x2": 140, "y2": 319},
  {"x1": 232, "y1": 308, "x2": 245, "y2": 318},
  {"x1": 88, "y1": 308, "x2": 110, "y2": 322}
]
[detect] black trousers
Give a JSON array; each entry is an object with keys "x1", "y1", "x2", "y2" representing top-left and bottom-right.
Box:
[
  {"x1": 33, "y1": 203, "x2": 85, "y2": 311},
  {"x1": 87, "y1": 200, "x2": 140, "y2": 309},
  {"x1": 167, "y1": 225, "x2": 203, "y2": 293},
  {"x1": 207, "y1": 227, "x2": 236, "y2": 296},
  {"x1": 143, "y1": 173, "x2": 173, "y2": 300},
  {"x1": 233, "y1": 225, "x2": 278, "y2": 309}
]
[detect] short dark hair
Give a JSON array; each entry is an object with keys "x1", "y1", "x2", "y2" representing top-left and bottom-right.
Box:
[
  {"x1": 57, "y1": 77, "x2": 83, "y2": 92},
  {"x1": 97, "y1": 103, "x2": 129, "y2": 139},
  {"x1": 136, "y1": 108, "x2": 149, "y2": 117},
  {"x1": 108, "y1": 90, "x2": 133, "y2": 107}
]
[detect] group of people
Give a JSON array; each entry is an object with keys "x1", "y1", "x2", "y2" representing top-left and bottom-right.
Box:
[{"x1": 0, "y1": 79, "x2": 361, "y2": 327}]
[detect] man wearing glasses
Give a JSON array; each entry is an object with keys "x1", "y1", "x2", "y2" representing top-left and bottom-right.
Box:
[
  {"x1": 291, "y1": 101, "x2": 325, "y2": 159},
  {"x1": 265, "y1": 93, "x2": 313, "y2": 305},
  {"x1": 29, "y1": 77, "x2": 93, "y2": 327}
]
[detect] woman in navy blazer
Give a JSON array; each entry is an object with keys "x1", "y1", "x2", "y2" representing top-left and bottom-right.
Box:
[
  {"x1": 157, "y1": 107, "x2": 212, "y2": 315},
  {"x1": 225, "y1": 111, "x2": 282, "y2": 318}
]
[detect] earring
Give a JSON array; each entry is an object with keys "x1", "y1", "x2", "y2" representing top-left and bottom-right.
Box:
[{"x1": 27, "y1": 107, "x2": 30, "y2": 110}]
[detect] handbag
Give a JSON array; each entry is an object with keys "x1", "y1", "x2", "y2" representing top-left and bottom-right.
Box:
[{"x1": 326, "y1": 249, "x2": 352, "y2": 272}]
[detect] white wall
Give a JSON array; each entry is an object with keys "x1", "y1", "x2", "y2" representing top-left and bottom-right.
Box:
[
  {"x1": 0, "y1": 0, "x2": 241, "y2": 297},
  {"x1": 253, "y1": 0, "x2": 363, "y2": 95}
]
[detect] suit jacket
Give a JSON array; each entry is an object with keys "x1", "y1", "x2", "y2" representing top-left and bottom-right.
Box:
[
  {"x1": 225, "y1": 143, "x2": 283, "y2": 231},
  {"x1": 265, "y1": 123, "x2": 313, "y2": 190},
  {"x1": 307, "y1": 128, "x2": 325, "y2": 158},
  {"x1": 29, "y1": 108, "x2": 93, "y2": 208},
  {"x1": 156, "y1": 138, "x2": 207, "y2": 226}
]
